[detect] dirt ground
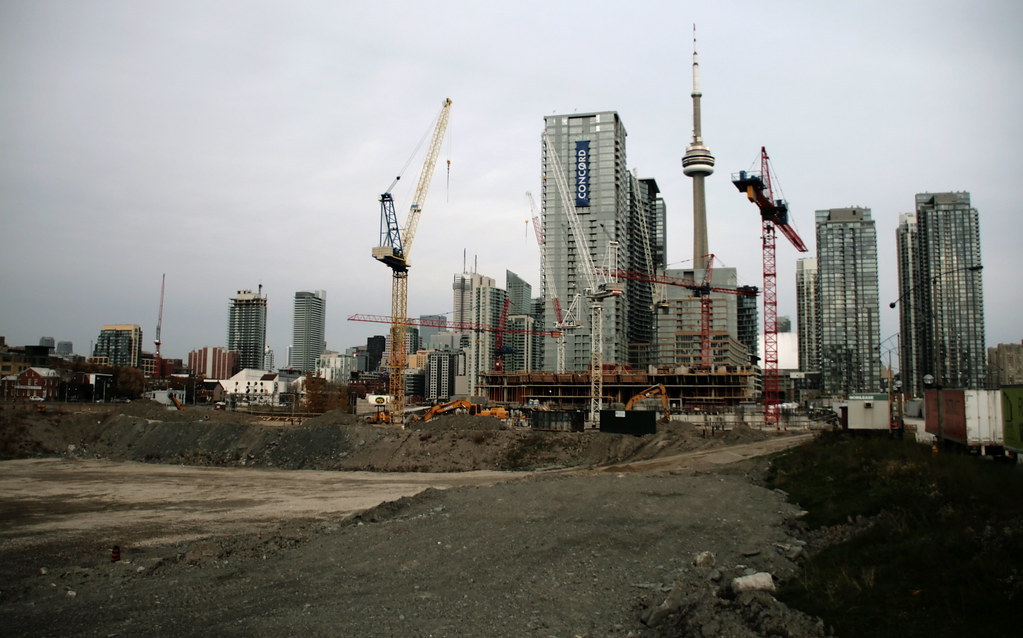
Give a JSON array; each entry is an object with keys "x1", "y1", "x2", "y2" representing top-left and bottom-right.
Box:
[{"x1": 1, "y1": 401, "x2": 830, "y2": 637}]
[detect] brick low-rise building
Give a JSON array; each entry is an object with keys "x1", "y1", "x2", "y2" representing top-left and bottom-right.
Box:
[{"x1": 2, "y1": 367, "x2": 59, "y2": 400}]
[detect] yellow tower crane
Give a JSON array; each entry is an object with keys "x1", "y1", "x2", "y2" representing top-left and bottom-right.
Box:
[{"x1": 372, "y1": 98, "x2": 452, "y2": 426}]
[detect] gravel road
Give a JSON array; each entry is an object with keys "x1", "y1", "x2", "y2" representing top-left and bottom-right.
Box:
[{"x1": 1, "y1": 434, "x2": 828, "y2": 637}]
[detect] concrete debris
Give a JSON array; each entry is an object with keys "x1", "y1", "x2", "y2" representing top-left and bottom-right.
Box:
[
  {"x1": 732, "y1": 572, "x2": 776, "y2": 594},
  {"x1": 694, "y1": 550, "x2": 716, "y2": 568}
]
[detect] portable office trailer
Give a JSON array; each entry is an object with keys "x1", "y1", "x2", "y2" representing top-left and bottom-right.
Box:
[{"x1": 845, "y1": 394, "x2": 891, "y2": 431}]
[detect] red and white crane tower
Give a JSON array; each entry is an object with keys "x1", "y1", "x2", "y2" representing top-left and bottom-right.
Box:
[{"x1": 731, "y1": 147, "x2": 808, "y2": 427}]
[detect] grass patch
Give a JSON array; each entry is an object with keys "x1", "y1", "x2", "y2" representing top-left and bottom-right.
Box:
[{"x1": 767, "y1": 432, "x2": 1023, "y2": 637}]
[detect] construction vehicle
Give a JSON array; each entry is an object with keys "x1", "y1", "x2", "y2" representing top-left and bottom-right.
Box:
[
  {"x1": 365, "y1": 410, "x2": 392, "y2": 424},
  {"x1": 625, "y1": 384, "x2": 671, "y2": 417},
  {"x1": 371, "y1": 98, "x2": 452, "y2": 427},
  {"x1": 732, "y1": 148, "x2": 808, "y2": 428},
  {"x1": 412, "y1": 399, "x2": 509, "y2": 423}
]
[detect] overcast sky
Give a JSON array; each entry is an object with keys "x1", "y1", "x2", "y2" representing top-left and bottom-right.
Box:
[{"x1": 2, "y1": 1, "x2": 1021, "y2": 366}]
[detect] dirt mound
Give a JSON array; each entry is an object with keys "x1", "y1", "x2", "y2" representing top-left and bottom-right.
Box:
[{"x1": 0, "y1": 402, "x2": 771, "y2": 472}]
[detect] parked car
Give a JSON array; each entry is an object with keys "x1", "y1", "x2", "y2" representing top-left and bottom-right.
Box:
[{"x1": 29, "y1": 396, "x2": 44, "y2": 402}]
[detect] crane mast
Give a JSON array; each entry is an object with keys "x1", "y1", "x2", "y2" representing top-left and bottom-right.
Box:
[
  {"x1": 372, "y1": 98, "x2": 452, "y2": 426},
  {"x1": 731, "y1": 147, "x2": 808, "y2": 427}
]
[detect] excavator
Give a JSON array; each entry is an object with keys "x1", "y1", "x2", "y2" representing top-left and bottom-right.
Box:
[
  {"x1": 411, "y1": 399, "x2": 509, "y2": 424},
  {"x1": 625, "y1": 384, "x2": 671, "y2": 418},
  {"x1": 365, "y1": 410, "x2": 392, "y2": 424}
]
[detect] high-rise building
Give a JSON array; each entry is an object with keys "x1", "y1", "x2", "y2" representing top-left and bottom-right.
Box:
[
  {"x1": 895, "y1": 192, "x2": 985, "y2": 395},
  {"x1": 795, "y1": 258, "x2": 819, "y2": 374},
  {"x1": 418, "y1": 314, "x2": 446, "y2": 349},
  {"x1": 467, "y1": 274, "x2": 505, "y2": 395},
  {"x1": 736, "y1": 286, "x2": 760, "y2": 366},
  {"x1": 452, "y1": 272, "x2": 480, "y2": 325},
  {"x1": 289, "y1": 290, "x2": 326, "y2": 373},
  {"x1": 626, "y1": 177, "x2": 662, "y2": 367},
  {"x1": 92, "y1": 324, "x2": 143, "y2": 368},
  {"x1": 542, "y1": 111, "x2": 632, "y2": 371},
  {"x1": 651, "y1": 266, "x2": 748, "y2": 369},
  {"x1": 682, "y1": 33, "x2": 715, "y2": 271},
  {"x1": 530, "y1": 296, "x2": 546, "y2": 372},
  {"x1": 227, "y1": 288, "x2": 267, "y2": 370},
  {"x1": 426, "y1": 351, "x2": 461, "y2": 401},
  {"x1": 506, "y1": 271, "x2": 532, "y2": 316},
  {"x1": 816, "y1": 208, "x2": 881, "y2": 395},
  {"x1": 988, "y1": 342, "x2": 1023, "y2": 387},
  {"x1": 503, "y1": 271, "x2": 535, "y2": 374},
  {"x1": 366, "y1": 336, "x2": 385, "y2": 372}
]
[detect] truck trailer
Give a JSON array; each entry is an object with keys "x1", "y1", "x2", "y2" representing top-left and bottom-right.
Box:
[{"x1": 925, "y1": 388, "x2": 1003, "y2": 453}]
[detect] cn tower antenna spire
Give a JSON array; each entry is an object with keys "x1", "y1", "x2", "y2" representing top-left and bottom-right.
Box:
[
  {"x1": 691, "y1": 24, "x2": 702, "y2": 142},
  {"x1": 683, "y1": 24, "x2": 715, "y2": 271}
]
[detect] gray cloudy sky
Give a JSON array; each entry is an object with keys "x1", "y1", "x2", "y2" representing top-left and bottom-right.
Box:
[{"x1": 2, "y1": 0, "x2": 1021, "y2": 364}]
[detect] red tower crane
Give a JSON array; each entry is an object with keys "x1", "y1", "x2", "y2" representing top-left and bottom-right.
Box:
[{"x1": 731, "y1": 147, "x2": 808, "y2": 427}]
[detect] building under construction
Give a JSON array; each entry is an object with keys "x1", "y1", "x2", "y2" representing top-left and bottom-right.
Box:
[{"x1": 480, "y1": 365, "x2": 756, "y2": 412}]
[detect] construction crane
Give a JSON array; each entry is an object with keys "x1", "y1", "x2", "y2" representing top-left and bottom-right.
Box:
[
  {"x1": 371, "y1": 98, "x2": 452, "y2": 426},
  {"x1": 599, "y1": 256, "x2": 758, "y2": 370},
  {"x1": 527, "y1": 191, "x2": 581, "y2": 373},
  {"x1": 542, "y1": 133, "x2": 621, "y2": 425},
  {"x1": 154, "y1": 273, "x2": 165, "y2": 379},
  {"x1": 731, "y1": 147, "x2": 808, "y2": 427}
]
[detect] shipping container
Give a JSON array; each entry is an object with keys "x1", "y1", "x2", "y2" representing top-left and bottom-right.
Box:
[
  {"x1": 1001, "y1": 386, "x2": 1023, "y2": 455},
  {"x1": 925, "y1": 389, "x2": 1003, "y2": 450}
]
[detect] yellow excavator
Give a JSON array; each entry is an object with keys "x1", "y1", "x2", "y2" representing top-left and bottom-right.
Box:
[
  {"x1": 625, "y1": 384, "x2": 671, "y2": 418},
  {"x1": 411, "y1": 399, "x2": 509, "y2": 424}
]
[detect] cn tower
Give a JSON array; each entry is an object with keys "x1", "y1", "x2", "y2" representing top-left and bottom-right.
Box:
[{"x1": 681, "y1": 28, "x2": 715, "y2": 271}]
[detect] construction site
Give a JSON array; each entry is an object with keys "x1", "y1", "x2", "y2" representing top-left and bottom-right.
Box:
[{"x1": 358, "y1": 40, "x2": 809, "y2": 431}]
